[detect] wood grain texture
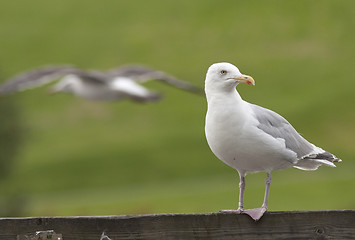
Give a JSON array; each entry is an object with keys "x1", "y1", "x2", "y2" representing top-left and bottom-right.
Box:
[{"x1": 0, "y1": 211, "x2": 354, "y2": 240}]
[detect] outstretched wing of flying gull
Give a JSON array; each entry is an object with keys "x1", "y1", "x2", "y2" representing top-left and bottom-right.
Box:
[{"x1": 107, "y1": 64, "x2": 203, "y2": 94}]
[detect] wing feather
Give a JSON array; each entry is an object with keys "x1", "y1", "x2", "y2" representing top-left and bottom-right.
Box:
[
  {"x1": 0, "y1": 66, "x2": 110, "y2": 95},
  {"x1": 107, "y1": 65, "x2": 203, "y2": 94},
  {"x1": 250, "y1": 103, "x2": 341, "y2": 166},
  {"x1": 250, "y1": 103, "x2": 316, "y2": 158}
]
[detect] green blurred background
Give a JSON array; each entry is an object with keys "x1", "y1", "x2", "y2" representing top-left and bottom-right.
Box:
[{"x1": 0, "y1": 0, "x2": 354, "y2": 217}]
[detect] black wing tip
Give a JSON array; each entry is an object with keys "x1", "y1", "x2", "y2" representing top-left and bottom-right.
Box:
[
  {"x1": 304, "y1": 151, "x2": 342, "y2": 163},
  {"x1": 152, "y1": 73, "x2": 204, "y2": 94}
]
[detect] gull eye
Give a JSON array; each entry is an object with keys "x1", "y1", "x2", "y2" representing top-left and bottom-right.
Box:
[{"x1": 220, "y1": 70, "x2": 227, "y2": 75}]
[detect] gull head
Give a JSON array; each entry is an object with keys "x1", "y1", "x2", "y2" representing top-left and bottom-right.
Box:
[{"x1": 205, "y1": 62, "x2": 255, "y2": 94}]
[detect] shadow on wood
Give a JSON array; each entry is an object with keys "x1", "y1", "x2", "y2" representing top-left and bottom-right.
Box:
[{"x1": 0, "y1": 210, "x2": 354, "y2": 239}]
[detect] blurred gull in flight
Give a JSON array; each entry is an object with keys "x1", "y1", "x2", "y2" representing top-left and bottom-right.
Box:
[
  {"x1": 204, "y1": 62, "x2": 341, "y2": 221},
  {"x1": 0, "y1": 64, "x2": 203, "y2": 102}
]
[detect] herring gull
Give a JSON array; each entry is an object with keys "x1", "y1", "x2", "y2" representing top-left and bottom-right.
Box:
[
  {"x1": 204, "y1": 62, "x2": 341, "y2": 221},
  {"x1": 0, "y1": 65, "x2": 202, "y2": 102}
]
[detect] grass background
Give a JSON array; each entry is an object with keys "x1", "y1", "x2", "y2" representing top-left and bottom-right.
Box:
[{"x1": 0, "y1": 0, "x2": 354, "y2": 216}]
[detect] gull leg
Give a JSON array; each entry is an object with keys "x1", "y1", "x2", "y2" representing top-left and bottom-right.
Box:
[
  {"x1": 262, "y1": 172, "x2": 272, "y2": 209},
  {"x1": 237, "y1": 174, "x2": 245, "y2": 211},
  {"x1": 219, "y1": 173, "x2": 245, "y2": 213},
  {"x1": 242, "y1": 172, "x2": 271, "y2": 221}
]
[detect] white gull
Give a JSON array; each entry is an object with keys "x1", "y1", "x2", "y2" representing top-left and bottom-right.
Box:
[{"x1": 204, "y1": 62, "x2": 341, "y2": 221}]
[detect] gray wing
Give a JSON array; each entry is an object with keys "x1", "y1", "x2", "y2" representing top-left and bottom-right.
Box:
[
  {"x1": 0, "y1": 66, "x2": 108, "y2": 95},
  {"x1": 107, "y1": 65, "x2": 203, "y2": 94},
  {"x1": 250, "y1": 103, "x2": 341, "y2": 165},
  {"x1": 250, "y1": 103, "x2": 315, "y2": 159}
]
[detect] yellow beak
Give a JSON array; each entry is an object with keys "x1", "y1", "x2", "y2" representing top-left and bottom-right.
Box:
[{"x1": 234, "y1": 74, "x2": 255, "y2": 86}]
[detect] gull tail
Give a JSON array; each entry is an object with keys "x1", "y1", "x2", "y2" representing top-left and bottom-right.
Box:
[{"x1": 294, "y1": 150, "x2": 341, "y2": 171}]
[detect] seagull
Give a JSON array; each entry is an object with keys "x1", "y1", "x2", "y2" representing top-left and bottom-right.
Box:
[
  {"x1": 0, "y1": 65, "x2": 203, "y2": 102},
  {"x1": 204, "y1": 62, "x2": 341, "y2": 221}
]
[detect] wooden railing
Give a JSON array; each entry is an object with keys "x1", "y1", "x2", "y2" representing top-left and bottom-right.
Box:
[{"x1": 1, "y1": 210, "x2": 354, "y2": 239}]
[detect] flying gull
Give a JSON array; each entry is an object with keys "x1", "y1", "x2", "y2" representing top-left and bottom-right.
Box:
[
  {"x1": 0, "y1": 65, "x2": 203, "y2": 102},
  {"x1": 204, "y1": 62, "x2": 341, "y2": 221}
]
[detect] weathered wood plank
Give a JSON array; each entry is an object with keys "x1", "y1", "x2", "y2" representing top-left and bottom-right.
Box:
[{"x1": 0, "y1": 210, "x2": 354, "y2": 240}]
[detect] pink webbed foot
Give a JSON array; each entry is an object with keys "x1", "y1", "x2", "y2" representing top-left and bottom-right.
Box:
[{"x1": 242, "y1": 207, "x2": 267, "y2": 221}]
